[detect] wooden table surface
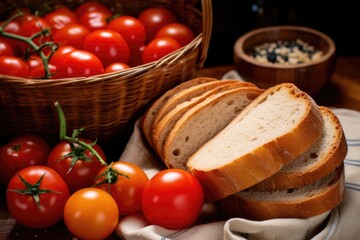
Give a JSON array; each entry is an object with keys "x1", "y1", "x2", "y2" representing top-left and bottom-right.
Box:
[{"x1": 1, "y1": 56, "x2": 359, "y2": 240}]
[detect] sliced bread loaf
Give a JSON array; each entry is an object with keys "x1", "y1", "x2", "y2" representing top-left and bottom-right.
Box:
[
  {"x1": 187, "y1": 83, "x2": 324, "y2": 202},
  {"x1": 219, "y1": 164, "x2": 345, "y2": 220},
  {"x1": 153, "y1": 81, "x2": 260, "y2": 159},
  {"x1": 252, "y1": 106, "x2": 348, "y2": 191},
  {"x1": 163, "y1": 87, "x2": 264, "y2": 169},
  {"x1": 151, "y1": 79, "x2": 242, "y2": 133},
  {"x1": 141, "y1": 77, "x2": 218, "y2": 147}
]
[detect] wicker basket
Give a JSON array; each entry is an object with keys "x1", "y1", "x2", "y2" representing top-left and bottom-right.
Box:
[{"x1": 0, "y1": 0, "x2": 212, "y2": 142}]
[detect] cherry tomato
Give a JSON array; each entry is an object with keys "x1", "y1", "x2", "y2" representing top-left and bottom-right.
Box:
[
  {"x1": 53, "y1": 23, "x2": 90, "y2": 49},
  {"x1": 0, "y1": 38, "x2": 14, "y2": 56},
  {"x1": 28, "y1": 63, "x2": 56, "y2": 79},
  {"x1": 156, "y1": 23, "x2": 195, "y2": 47},
  {"x1": 142, "y1": 37, "x2": 181, "y2": 64},
  {"x1": 75, "y1": 2, "x2": 112, "y2": 17},
  {"x1": 83, "y1": 29, "x2": 130, "y2": 67},
  {"x1": 128, "y1": 44, "x2": 145, "y2": 67},
  {"x1": 138, "y1": 7, "x2": 177, "y2": 43},
  {"x1": 107, "y1": 16, "x2": 146, "y2": 50},
  {"x1": 53, "y1": 50, "x2": 104, "y2": 78},
  {"x1": 49, "y1": 45, "x2": 76, "y2": 66},
  {"x1": 142, "y1": 169, "x2": 204, "y2": 229},
  {"x1": 26, "y1": 55, "x2": 43, "y2": 70},
  {"x1": 44, "y1": 7, "x2": 77, "y2": 33},
  {"x1": 47, "y1": 138, "x2": 106, "y2": 192},
  {"x1": 18, "y1": 17, "x2": 52, "y2": 54},
  {"x1": 0, "y1": 135, "x2": 51, "y2": 185},
  {"x1": 104, "y1": 62, "x2": 129, "y2": 73},
  {"x1": 94, "y1": 161, "x2": 149, "y2": 215},
  {"x1": 6, "y1": 166, "x2": 70, "y2": 228},
  {"x1": 0, "y1": 56, "x2": 29, "y2": 77},
  {"x1": 78, "y1": 10, "x2": 110, "y2": 32},
  {"x1": 63, "y1": 187, "x2": 118, "y2": 240}
]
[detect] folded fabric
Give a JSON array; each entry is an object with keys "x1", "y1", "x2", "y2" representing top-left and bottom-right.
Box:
[{"x1": 116, "y1": 107, "x2": 360, "y2": 240}]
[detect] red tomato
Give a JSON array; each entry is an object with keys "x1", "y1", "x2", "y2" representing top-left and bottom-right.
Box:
[
  {"x1": 63, "y1": 188, "x2": 118, "y2": 240},
  {"x1": 75, "y1": 2, "x2": 112, "y2": 17},
  {"x1": 104, "y1": 62, "x2": 129, "y2": 73},
  {"x1": 26, "y1": 55, "x2": 43, "y2": 70},
  {"x1": 2, "y1": 10, "x2": 34, "y2": 54},
  {"x1": 94, "y1": 161, "x2": 149, "y2": 215},
  {"x1": 138, "y1": 7, "x2": 177, "y2": 43},
  {"x1": 53, "y1": 50, "x2": 104, "y2": 78},
  {"x1": 0, "y1": 20, "x2": 22, "y2": 54},
  {"x1": 49, "y1": 45, "x2": 76, "y2": 66},
  {"x1": 107, "y1": 16, "x2": 146, "y2": 50},
  {"x1": 83, "y1": 29, "x2": 130, "y2": 67},
  {"x1": 142, "y1": 169, "x2": 204, "y2": 230},
  {"x1": 28, "y1": 63, "x2": 56, "y2": 79},
  {"x1": 128, "y1": 44, "x2": 145, "y2": 67},
  {"x1": 142, "y1": 37, "x2": 181, "y2": 64},
  {"x1": 53, "y1": 23, "x2": 90, "y2": 49},
  {"x1": 18, "y1": 17, "x2": 51, "y2": 54},
  {"x1": 156, "y1": 23, "x2": 195, "y2": 47},
  {"x1": 0, "y1": 135, "x2": 51, "y2": 185},
  {"x1": 0, "y1": 56, "x2": 29, "y2": 77},
  {"x1": 0, "y1": 38, "x2": 14, "y2": 56},
  {"x1": 44, "y1": 7, "x2": 77, "y2": 33},
  {"x1": 78, "y1": 10, "x2": 110, "y2": 32},
  {"x1": 47, "y1": 138, "x2": 106, "y2": 192},
  {"x1": 6, "y1": 166, "x2": 70, "y2": 228}
]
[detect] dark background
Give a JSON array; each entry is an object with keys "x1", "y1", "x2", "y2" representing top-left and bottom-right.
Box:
[{"x1": 204, "y1": 0, "x2": 358, "y2": 67}]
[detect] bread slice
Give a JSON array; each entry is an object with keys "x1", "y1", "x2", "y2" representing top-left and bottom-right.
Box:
[
  {"x1": 187, "y1": 83, "x2": 324, "y2": 202},
  {"x1": 219, "y1": 164, "x2": 345, "y2": 220},
  {"x1": 163, "y1": 87, "x2": 264, "y2": 169},
  {"x1": 142, "y1": 77, "x2": 218, "y2": 146},
  {"x1": 153, "y1": 81, "x2": 259, "y2": 159},
  {"x1": 252, "y1": 106, "x2": 348, "y2": 191},
  {"x1": 151, "y1": 79, "x2": 242, "y2": 133}
]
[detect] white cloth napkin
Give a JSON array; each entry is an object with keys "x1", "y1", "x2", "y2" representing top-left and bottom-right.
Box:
[{"x1": 116, "y1": 101, "x2": 360, "y2": 240}]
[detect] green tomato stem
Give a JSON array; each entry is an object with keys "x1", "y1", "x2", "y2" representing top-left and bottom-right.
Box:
[
  {"x1": 0, "y1": 12, "x2": 57, "y2": 79},
  {"x1": 54, "y1": 102, "x2": 107, "y2": 166}
]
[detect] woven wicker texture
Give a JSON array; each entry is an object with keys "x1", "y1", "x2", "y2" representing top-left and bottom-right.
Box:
[{"x1": 0, "y1": 0, "x2": 212, "y2": 142}]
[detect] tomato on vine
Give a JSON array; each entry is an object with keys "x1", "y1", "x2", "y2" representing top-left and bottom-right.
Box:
[
  {"x1": 6, "y1": 165, "x2": 70, "y2": 228},
  {"x1": 18, "y1": 16, "x2": 52, "y2": 55},
  {"x1": 47, "y1": 137, "x2": 106, "y2": 193},
  {"x1": 28, "y1": 63, "x2": 56, "y2": 79},
  {"x1": 94, "y1": 161, "x2": 149, "y2": 215},
  {"x1": 47, "y1": 102, "x2": 107, "y2": 193},
  {"x1": 48, "y1": 45, "x2": 76, "y2": 66},
  {"x1": 0, "y1": 38, "x2": 14, "y2": 56}
]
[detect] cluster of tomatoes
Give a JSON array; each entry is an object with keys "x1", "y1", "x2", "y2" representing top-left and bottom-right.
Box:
[
  {"x1": 0, "y1": 1, "x2": 195, "y2": 79},
  {"x1": 0, "y1": 128, "x2": 204, "y2": 238}
]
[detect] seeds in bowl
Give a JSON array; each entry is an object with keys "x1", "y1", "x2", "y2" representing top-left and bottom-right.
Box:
[{"x1": 251, "y1": 39, "x2": 323, "y2": 65}]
